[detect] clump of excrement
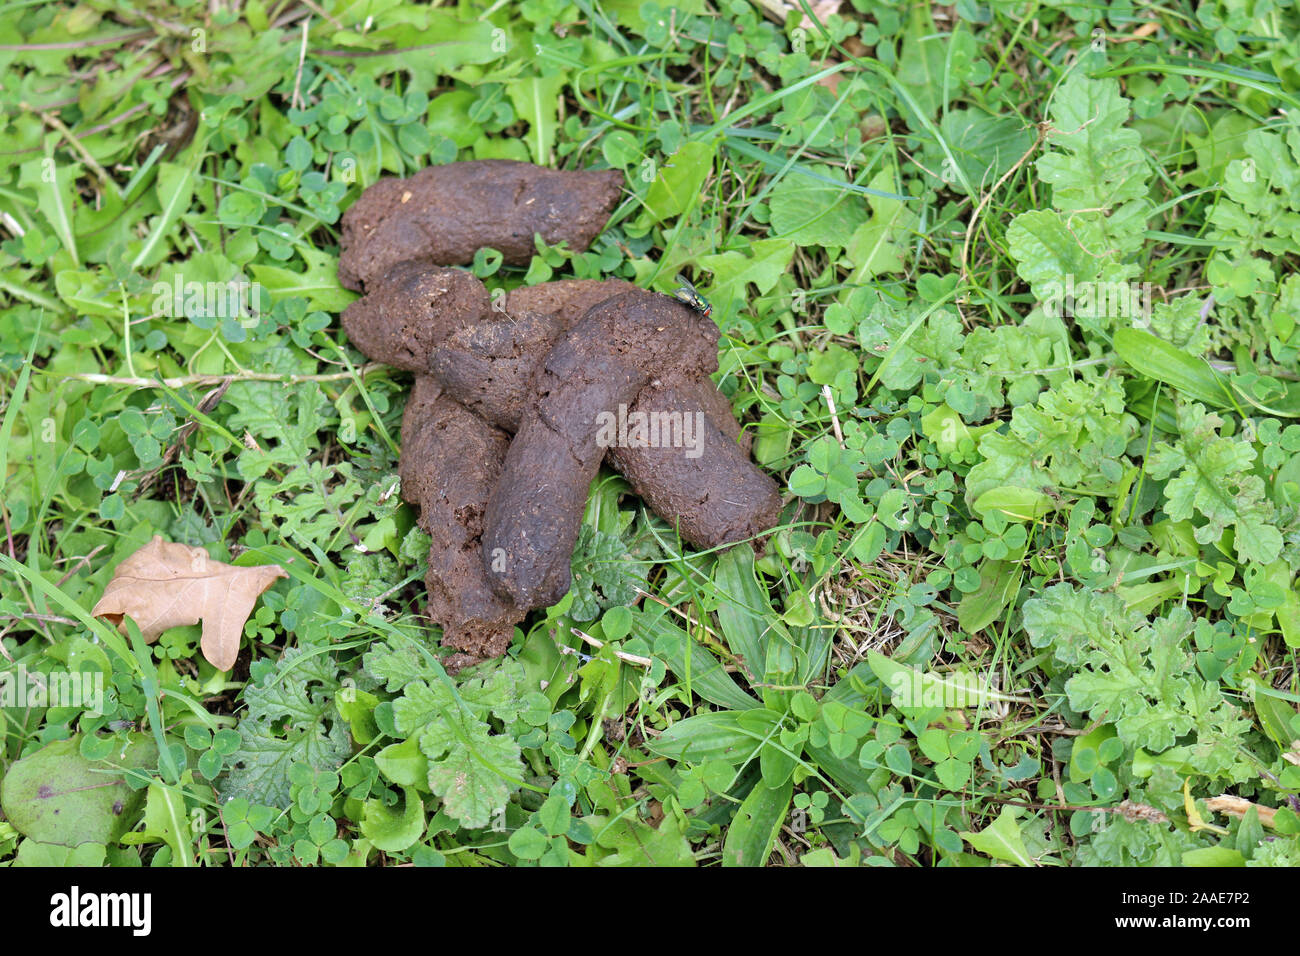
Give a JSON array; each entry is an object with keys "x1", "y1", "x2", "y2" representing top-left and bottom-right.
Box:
[{"x1": 338, "y1": 160, "x2": 782, "y2": 668}]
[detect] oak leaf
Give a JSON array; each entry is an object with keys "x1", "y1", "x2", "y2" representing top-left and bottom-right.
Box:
[{"x1": 92, "y1": 535, "x2": 287, "y2": 670}]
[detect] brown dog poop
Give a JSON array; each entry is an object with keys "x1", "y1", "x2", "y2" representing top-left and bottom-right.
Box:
[
  {"x1": 396, "y1": 377, "x2": 519, "y2": 670},
  {"x1": 337, "y1": 160, "x2": 624, "y2": 292},
  {"x1": 338, "y1": 160, "x2": 782, "y2": 668}
]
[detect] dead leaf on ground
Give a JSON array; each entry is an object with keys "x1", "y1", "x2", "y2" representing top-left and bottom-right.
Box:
[
  {"x1": 1205, "y1": 795, "x2": 1278, "y2": 828},
  {"x1": 91, "y1": 535, "x2": 287, "y2": 671},
  {"x1": 751, "y1": 0, "x2": 841, "y2": 30}
]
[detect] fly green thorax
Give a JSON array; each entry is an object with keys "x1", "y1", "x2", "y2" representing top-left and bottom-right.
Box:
[{"x1": 672, "y1": 273, "x2": 712, "y2": 319}]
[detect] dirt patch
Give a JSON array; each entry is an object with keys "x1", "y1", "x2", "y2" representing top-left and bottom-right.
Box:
[{"x1": 337, "y1": 161, "x2": 782, "y2": 667}]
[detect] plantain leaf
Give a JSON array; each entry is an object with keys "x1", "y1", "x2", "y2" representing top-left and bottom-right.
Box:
[
  {"x1": 722, "y1": 776, "x2": 792, "y2": 867},
  {"x1": 1114, "y1": 328, "x2": 1232, "y2": 408}
]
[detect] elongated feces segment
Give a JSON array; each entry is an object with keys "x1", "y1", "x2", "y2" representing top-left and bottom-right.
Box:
[
  {"x1": 481, "y1": 290, "x2": 721, "y2": 608},
  {"x1": 337, "y1": 160, "x2": 624, "y2": 292},
  {"x1": 397, "y1": 377, "x2": 520, "y2": 664}
]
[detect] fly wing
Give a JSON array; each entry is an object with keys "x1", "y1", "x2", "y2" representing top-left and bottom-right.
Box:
[{"x1": 673, "y1": 274, "x2": 701, "y2": 309}]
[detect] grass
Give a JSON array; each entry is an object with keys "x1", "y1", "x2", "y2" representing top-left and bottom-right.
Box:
[{"x1": 0, "y1": 0, "x2": 1299, "y2": 868}]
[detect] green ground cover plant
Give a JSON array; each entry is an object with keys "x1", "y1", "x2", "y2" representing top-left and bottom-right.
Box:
[{"x1": 2, "y1": 0, "x2": 1300, "y2": 867}]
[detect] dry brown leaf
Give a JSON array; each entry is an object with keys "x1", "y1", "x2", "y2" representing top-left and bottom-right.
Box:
[
  {"x1": 1205, "y1": 795, "x2": 1278, "y2": 828},
  {"x1": 1115, "y1": 800, "x2": 1168, "y2": 824},
  {"x1": 751, "y1": 0, "x2": 841, "y2": 30},
  {"x1": 92, "y1": 535, "x2": 287, "y2": 671}
]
